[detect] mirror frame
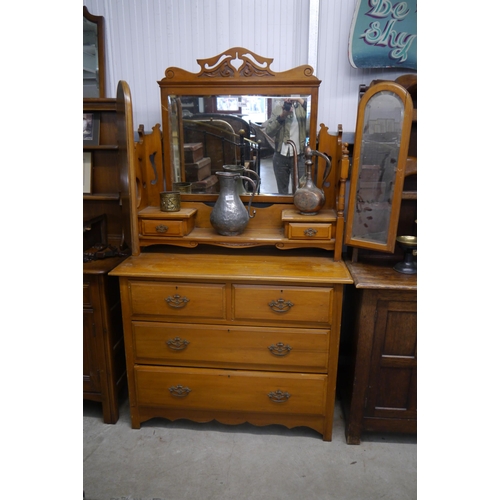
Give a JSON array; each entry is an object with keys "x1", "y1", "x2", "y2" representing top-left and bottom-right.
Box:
[
  {"x1": 158, "y1": 47, "x2": 321, "y2": 203},
  {"x1": 83, "y1": 6, "x2": 106, "y2": 98},
  {"x1": 344, "y1": 81, "x2": 413, "y2": 253}
]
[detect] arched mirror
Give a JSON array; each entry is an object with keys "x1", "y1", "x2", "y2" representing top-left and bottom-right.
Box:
[
  {"x1": 158, "y1": 47, "x2": 321, "y2": 202},
  {"x1": 83, "y1": 6, "x2": 106, "y2": 98},
  {"x1": 345, "y1": 81, "x2": 413, "y2": 253}
]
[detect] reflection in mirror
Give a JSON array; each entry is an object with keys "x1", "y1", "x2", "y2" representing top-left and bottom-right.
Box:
[
  {"x1": 83, "y1": 7, "x2": 105, "y2": 98},
  {"x1": 351, "y1": 91, "x2": 404, "y2": 244},
  {"x1": 172, "y1": 94, "x2": 311, "y2": 195}
]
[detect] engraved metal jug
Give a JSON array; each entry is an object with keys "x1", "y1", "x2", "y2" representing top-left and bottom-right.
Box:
[
  {"x1": 210, "y1": 171, "x2": 257, "y2": 236},
  {"x1": 292, "y1": 145, "x2": 332, "y2": 215}
]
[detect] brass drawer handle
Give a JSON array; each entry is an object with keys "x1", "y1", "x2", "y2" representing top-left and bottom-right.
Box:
[
  {"x1": 165, "y1": 294, "x2": 190, "y2": 308},
  {"x1": 268, "y1": 342, "x2": 292, "y2": 356},
  {"x1": 155, "y1": 224, "x2": 169, "y2": 233},
  {"x1": 166, "y1": 337, "x2": 190, "y2": 350},
  {"x1": 268, "y1": 389, "x2": 291, "y2": 403},
  {"x1": 169, "y1": 385, "x2": 191, "y2": 397},
  {"x1": 304, "y1": 228, "x2": 318, "y2": 237},
  {"x1": 269, "y1": 298, "x2": 294, "y2": 313}
]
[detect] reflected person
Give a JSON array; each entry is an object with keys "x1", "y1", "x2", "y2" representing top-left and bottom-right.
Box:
[{"x1": 265, "y1": 98, "x2": 307, "y2": 194}]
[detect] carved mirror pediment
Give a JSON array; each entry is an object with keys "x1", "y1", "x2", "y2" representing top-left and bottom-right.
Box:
[{"x1": 158, "y1": 47, "x2": 321, "y2": 202}]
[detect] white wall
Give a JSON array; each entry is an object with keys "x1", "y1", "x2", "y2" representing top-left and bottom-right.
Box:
[{"x1": 83, "y1": 0, "x2": 414, "y2": 135}]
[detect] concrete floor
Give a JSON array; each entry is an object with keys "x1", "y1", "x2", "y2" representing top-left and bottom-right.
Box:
[{"x1": 83, "y1": 395, "x2": 416, "y2": 500}]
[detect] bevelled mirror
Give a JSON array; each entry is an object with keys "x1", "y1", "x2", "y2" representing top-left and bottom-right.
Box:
[
  {"x1": 158, "y1": 47, "x2": 321, "y2": 201},
  {"x1": 344, "y1": 81, "x2": 413, "y2": 253},
  {"x1": 83, "y1": 7, "x2": 105, "y2": 98}
]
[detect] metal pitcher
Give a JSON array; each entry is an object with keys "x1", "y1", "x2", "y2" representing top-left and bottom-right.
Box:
[{"x1": 210, "y1": 171, "x2": 257, "y2": 236}]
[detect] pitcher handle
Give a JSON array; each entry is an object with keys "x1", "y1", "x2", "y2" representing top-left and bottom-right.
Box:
[
  {"x1": 242, "y1": 167, "x2": 261, "y2": 193},
  {"x1": 239, "y1": 175, "x2": 257, "y2": 218},
  {"x1": 312, "y1": 150, "x2": 332, "y2": 188}
]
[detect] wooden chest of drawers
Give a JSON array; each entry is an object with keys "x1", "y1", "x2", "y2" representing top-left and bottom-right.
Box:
[{"x1": 110, "y1": 249, "x2": 352, "y2": 440}]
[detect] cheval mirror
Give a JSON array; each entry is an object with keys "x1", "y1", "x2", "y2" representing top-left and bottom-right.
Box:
[{"x1": 344, "y1": 81, "x2": 413, "y2": 253}]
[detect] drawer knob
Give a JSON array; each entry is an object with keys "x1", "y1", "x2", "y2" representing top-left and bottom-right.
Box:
[
  {"x1": 269, "y1": 298, "x2": 294, "y2": 313},
  {"x1": 304, "y1": 227, "x2": 318, "y2": 237},
  {"x1": 268, "y1": 389, "x2": 291, "y2": 403},
  {"x1": 155, "y1": 224, "x2": 169, "y2": 233},
  {"x1": 169, "y1": 385, "x2": 191, "y2": 397},
  {"x1": 268, "y1": 342, "x2": 292, "y2": 356},
  {"x1": 166, "y1": 337, "x2": 190, "y2": 350},
  {"x1": 165, "y1": 294, "x2": 190, "y2": 308}
]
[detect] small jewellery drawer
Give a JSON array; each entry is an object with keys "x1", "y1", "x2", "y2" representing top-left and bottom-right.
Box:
[
  {"x1": 128, "y1": 281, "x2": 226, "y2": 320},
  {"x1": 135, "y1": 365, "x2": 327, "y2": 416},
  {"x1": 141, "y1": 219, "x2": 186, "y2": 237},
  {"x1": 233, "y1": 285, "x2": 333, "y2": 325},
  {"x1": 287, "y1": 223, "x2": 332, "y2": 240},
  {"x1": 132, "y1": 322, "x2": 330, "y2": 372}
]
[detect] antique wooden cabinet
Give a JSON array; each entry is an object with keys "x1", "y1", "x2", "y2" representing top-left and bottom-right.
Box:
[
  {"x1": 83, "y1": 257, "x2": 127, "y2": 423},
  {"x1": 339, "y1": 261, "x2": 417, "y2": 444},
  {"x1": 111, "y1": 248, "x2": 351, "y2": 440},
  {"x1": 110, "y1": 48, "x2": 353, "y2": 440},
  {"x1": 340, "y1": 75, "x2": 417, "y2": 443},
  {"x1": 83, "y1": 79, "x2": 136, "y2": 422}
]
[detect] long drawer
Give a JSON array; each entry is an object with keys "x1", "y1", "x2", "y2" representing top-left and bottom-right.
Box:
[
  {"x1": 233, "y1": 284, "x2": 333, "y2": 325},
  {"x1": 132, "y1": 322, "x2": 330, "y2": 372},
  {"x1": 128, "y1": 281, "x2": 226, "y2": 320},
  {"x1": 135, "y1": 365, "x2": 327, "y2": 416}
]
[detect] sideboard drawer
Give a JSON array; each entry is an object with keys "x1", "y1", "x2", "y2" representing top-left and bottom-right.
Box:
[
  {"x1": 129, "y1": 281, "x2": 226, "y2": 320},
  {"x1": 233, "y1": 285, "x2": 333, "y2": 325},
  {"x1": 135, "y1": 365, "x2": 327, "y2": 416},
  {"x1": 132, "y1": 322, "x2": 330, "y2": 372},
  {"x1": 141, "y1": 219, "x2": 186, "y2": 237},
  {"x1": 287, "y1": 222, "x2": 332, "y2": 240}
]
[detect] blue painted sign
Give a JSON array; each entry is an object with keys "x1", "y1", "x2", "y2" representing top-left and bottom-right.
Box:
[{"x1": 348, "y1": 0, "x2": 417, "y2": 70}]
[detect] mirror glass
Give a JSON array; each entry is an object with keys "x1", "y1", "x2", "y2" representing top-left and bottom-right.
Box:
[
  {"x1": 351, "y1": 91, "x2": 404, "y2": 244},
  {"x1": 171, "y1": 94, "x2": 312, "y2": 195},
  {"x1": 83, "y1": 15, "x2": 100, "y2": 97},
  {"x1": 345, "y1": 83, "x2": 413, "y2": 254}
]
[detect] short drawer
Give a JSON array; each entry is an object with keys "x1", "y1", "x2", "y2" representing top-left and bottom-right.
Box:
[
  {"x1": 233, "y1": 285, "x2": 332, "y2": 325},
  {"x1": 128, "y1": 281, "x2": 226, "y2": 320},
  {"x1": 287, "y1": 222, "x2": 332, "y2": 240},
  {"x1": 135, "y1": 365, "x2": 327, "y2": 416},
  {"x1": 132, "y1": 322, "x2": 330, "y2": 372},
  {"x1": 141, "y1": 219, "x2": 186, "y2": 237}
]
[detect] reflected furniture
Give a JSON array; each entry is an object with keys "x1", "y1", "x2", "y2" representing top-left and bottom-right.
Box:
[
  {"x1": 83, "y1": 79, "x2": 136, "y2": 422},
  {"x1": 111, "y1": 48, "x2": 353, "y2": 440}
]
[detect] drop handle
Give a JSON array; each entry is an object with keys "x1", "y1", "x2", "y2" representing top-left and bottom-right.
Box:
[
  {"x1": 268, "y1": 342, "x2": 292, "y2": 356},
  {"x1": 166, "y1": 337, "x2": 190, "y2": 350},
  {"x1": 169, "y1": 385, "x2": 191, "y2": 398},
  {"x1": 304, "y1": 228, "x2": 318, "y2": 237},
  {"x1": 268, "y1": 298, "x2": 294, "y2": 313},
  {"x1": 165, "y1": 294, "x2": 190, "y2": 308},
  {"x1": 155, "y1": 224, "x2": 169, "y2": 233},
  {"x1": 268, "y1": 389, "x2": 291, "y2": 403}
]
